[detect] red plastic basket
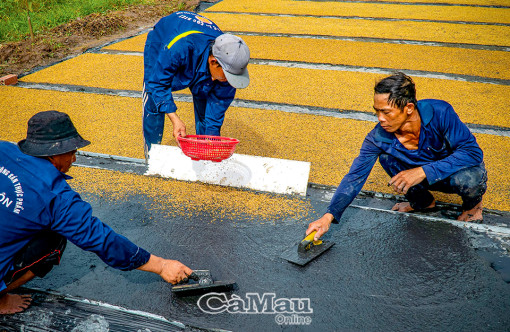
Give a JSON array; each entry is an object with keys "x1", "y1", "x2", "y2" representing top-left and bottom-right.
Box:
[{"x1": 177, "y1": 135, "x2": 239, "y2": 162}]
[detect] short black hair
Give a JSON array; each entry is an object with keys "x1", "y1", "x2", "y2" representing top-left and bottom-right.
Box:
[{"x1": 374, "y1": 72, "x2": 417, "y2": 110}]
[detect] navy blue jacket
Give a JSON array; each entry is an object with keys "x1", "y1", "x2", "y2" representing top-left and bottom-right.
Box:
[
  {"x1": 0, "y1": 141, "x2": 150, "y2": 292},
  {"x1": 327, "y1": 99, "x2": 484, "y2": 221},
  {"x1": 143, "y1": 11, "x2": 236, "y2": 135}
]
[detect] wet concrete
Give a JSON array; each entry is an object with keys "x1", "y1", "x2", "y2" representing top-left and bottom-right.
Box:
[{"x1": 4, "y1": 184, "x2": 508, "y2": 331}]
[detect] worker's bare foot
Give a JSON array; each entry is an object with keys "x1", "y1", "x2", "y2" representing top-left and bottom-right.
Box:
[
  {"x1": 457, "y1": 201, "x2": 483, "y2": 223},
  {"x1": 0, "y1": 293, "x2": 32, "y2": 314},
  {"x1": 391, "y1": 200, "x2": 435, "y2": 212}
]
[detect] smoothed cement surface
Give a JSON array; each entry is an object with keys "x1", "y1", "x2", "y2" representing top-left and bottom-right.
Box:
[
  {"x1": 10, "y1": 167, "x2": 510, "y2": 331},
  {"x1": 18, "y1": 58, "x2": 510, "y2": 128},
  {"x1": 200, "y1": 12, "x2": 510, "y2": 46},
  {"x1": 207, "y1": 0, "x2": 510, "y2": 24},
  {"x1": 103, "y1": 33, "x2": 510, "y2": 80}
]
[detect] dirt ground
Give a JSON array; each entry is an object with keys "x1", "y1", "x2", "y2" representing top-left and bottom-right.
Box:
[{"x1": 0, "y1": 0, "x2": 202, "y2": 77}]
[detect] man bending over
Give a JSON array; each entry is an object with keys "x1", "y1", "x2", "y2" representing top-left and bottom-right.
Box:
[{"x1": 0, "y1": 111, "x2": 193, "y2": 314}]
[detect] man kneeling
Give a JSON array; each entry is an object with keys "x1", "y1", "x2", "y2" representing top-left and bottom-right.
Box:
[{"x1": 0, "y1": 111, "x2": 193, "y2": 314}]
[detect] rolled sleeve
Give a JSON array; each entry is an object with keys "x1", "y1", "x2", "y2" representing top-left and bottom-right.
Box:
[{"x1": 156, "y1": 101, "x2": 178, "y2": 115}]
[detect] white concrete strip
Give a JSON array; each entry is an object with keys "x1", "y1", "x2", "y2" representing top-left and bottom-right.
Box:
[
  {"x1": 350, "y1": 204, "x2": 510, "y2": 236},
  {"x1": 146, "y1": 144, "x2": 311, "y2": 196}
]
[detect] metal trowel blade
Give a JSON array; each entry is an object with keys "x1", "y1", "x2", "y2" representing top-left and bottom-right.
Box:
[
  {"x1": 171, "y1": 280, "x2": 237, "y2": 297},
  {"x1": 171, "y1": 270, "x2": 236, "y2": 297},
  {"x1": 280, "y1": 241, "x2": 335, "y2": 266}
]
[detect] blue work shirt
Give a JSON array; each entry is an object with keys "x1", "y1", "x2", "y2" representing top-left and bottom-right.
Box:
[
  {"x1": 327, "y1": 99, "x2": 484, "y2": 221},
  {"x1": 143, "y1": 11, "x2": 236, "y2": 135},
  {"x1": 0, "y1": 141, "x2": 150, "y2": 292}
]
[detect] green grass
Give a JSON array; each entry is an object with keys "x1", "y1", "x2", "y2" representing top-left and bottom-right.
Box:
[{"x1": 0, "y1": 0, "x2": 160, "y2": 42}]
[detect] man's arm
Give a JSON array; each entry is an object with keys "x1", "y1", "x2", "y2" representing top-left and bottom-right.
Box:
[
  {"x1": 52, "y1": 192, "x2": 149, "y2": 270},
  {"x1": 307, "y1": 135, "x2": 381, "y2": 239},
  {"x1": 388, "y1": 166, "x2": 426, "y2": 194},
  {"x1": 137, "y1": 254, "x2": 193, "y2": 285},
  {"x1": 306, "y1": 213, "x2": 334, "y2": 241},
  {"x1": 202, "y1": 85, "x2": 235, "y2": 136},
  {"x1": 144, "y1": 43, "x2": 184, "y2": 116},
  {"x1": 51, "y1": 190, "x2": 190, "y2": 283},
  {"x1": 167, "y1": 112, "x2": 187, "y2": 140}
]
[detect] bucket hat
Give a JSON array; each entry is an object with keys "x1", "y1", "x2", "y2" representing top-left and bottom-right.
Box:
[
  {"x1": 212, "y1": 34, "x2": 250, "y2": 89},
  {"x1": 18, "y1": 111, "x2": 90, "y2": 157}
]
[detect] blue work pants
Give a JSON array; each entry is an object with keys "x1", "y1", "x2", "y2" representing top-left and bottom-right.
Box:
[{"x1": 379, "y1": 154, "x2": 487, "y2": 211}]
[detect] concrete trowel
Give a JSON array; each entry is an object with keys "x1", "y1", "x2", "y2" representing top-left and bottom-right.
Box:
[
  {"x1": 171, "y1": 270, "x2": 236, "y2": 296},
  {"x1": 280, "y1": 231, "x2": 335, "y2": 266}
]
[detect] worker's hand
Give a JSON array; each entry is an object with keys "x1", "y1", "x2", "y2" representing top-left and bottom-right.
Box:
[
  {"x1": 388, "y1": 167, "x2": 426, "y2": 195},
  {"x1": 159, "y1": 259, "x2": 194, "y2": 285},
  {"x1": 306, "y1": 213, "x2": 334, "y2": 241},
  {"x1": 137, "y1": 255, "x2": 193, "y2": 285},
  {"x1": 167, "y1": 113, "x2": 186, "y2": 141}
]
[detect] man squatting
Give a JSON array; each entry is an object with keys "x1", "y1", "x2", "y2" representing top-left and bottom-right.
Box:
[{"x1": 308, "y1": 72, "x2": 487, "y2": 240}]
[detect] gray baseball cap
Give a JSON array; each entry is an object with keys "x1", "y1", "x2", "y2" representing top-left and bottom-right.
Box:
[{"x1": 212, "y1": 34, "x2": 250, "y2": 89}]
